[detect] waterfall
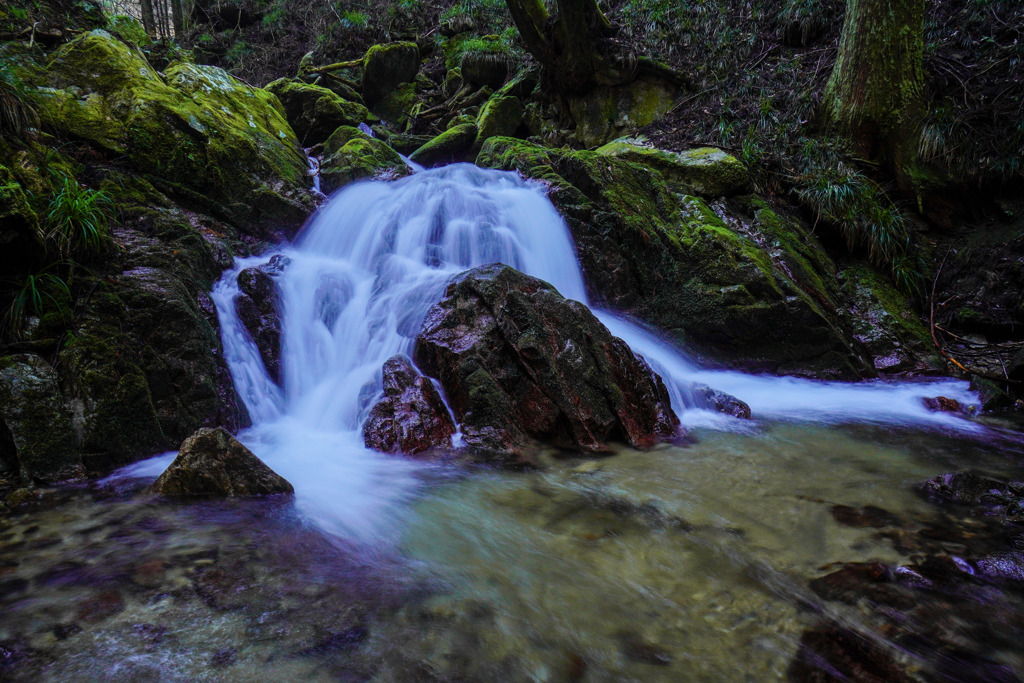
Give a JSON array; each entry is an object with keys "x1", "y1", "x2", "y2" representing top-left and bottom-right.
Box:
[{"x1": 211, "y1": 163, "x2": 980, "y2": 540}]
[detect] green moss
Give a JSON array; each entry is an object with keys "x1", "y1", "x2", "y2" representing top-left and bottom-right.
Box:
[
  {"x1": 372, "y1": 81, "x2": 418, "y2": 130},
  {"x1": 474, "y1": 95, "x2": 524, "y2": 147},
  {"x1": 477, "y1": 137, "x2": 867, "y2": 376},
  {"x1": 361, "y1": 42, "x2": 420, "y2": 104},
  {"x1": 107, "y1": 14, "x2": 151, "y2": 46},
  {"x1": 320, "y1": 125, "x2": 408, "y2": 192},
  {"x1": 32, "y1": 31, "x2": 310, "y2": 227},
  {"x1": 595, "y1": 141, "x2": 750, "y2": 197},
  {"x1": 409, "y1": 123, "x2": 478, "y2": 166},
  {"x1": 443, "y1": 35, "x2": 509, "y2": 70}
]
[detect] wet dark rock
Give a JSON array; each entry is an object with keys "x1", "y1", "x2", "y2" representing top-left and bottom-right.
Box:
[
  {"x1": 617, "y1": 632, "x2": 672, "y2": 666},
  {"x1": 920, "y1": 472, "x2": 1024, "y2": 515},
  {"x1": 210, "y1": 648, "x2": 237, "y2": 668},
  {"x1": 922, "y1": 396, "x2": 964, "y2": 413},
  {"x1": 830, "y1": 504, "x2": 900, "y2": 528},
  {"x1": 976, "y1": 549, "x2": 1024, "y2": 582},
  {"x1": 692, "y1": 383, "x2": 751, "y2": 418},
  {"x1": 152, "y1": 427, "x2": 294, "y2": 497},
  {"x1": 0, "y1": 354, "x2": 83, "y2": 484},
  {"x1": 52, "y1": 623, "x2": 82, "y2": 641},
  {"x1": 363, "y1": 355, "x2": 456, "y2": 456},
  {"x1": 77, "y1": 590, "x2": 125, "y2": 623},
  {"x1": 414, "y1": 264, "x2": 679, "y2": 464},
  {"x1": 788, "y1": 623, "x2": 914, "y2": 682},
  {"x1": 235, "y1": 266, "x2": 283, "y2": 383}
]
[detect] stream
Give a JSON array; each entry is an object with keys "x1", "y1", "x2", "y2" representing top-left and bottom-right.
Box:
[{"x1": 1, "y1": 164, "x2": 1023, "y2": 681}]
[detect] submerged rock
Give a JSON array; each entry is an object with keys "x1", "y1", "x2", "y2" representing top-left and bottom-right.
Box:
[
  {"x1": 0, "y1": 354, "x2": 83, "y2": 483},
  {"x1": 414, "y1": 264, "x2": 679, "y2": 463},
  {"x1": 152, "y1": 427, "x2": 293, "y2": 497},
  {"x1": 691, "y1": 383, "x2": 751, "y2": 419},
  {"x1": 363, "y1": 355, "x2": 455, "y2": 455},
  {"x1": 264, "y1": 78, "x2": 371, "y2": 146}
]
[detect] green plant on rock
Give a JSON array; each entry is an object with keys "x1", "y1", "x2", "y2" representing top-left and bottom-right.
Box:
[
  {"x1": 795, "y1": 158, "x2": 922, "y2": 296},
  {"x1": 2, "y1": 266, "x2": 71, "y2": 338},
  {"x1": 0, "y1": 69, "x2": 38, "y2": 140},
  {"x1": 44, "y1": 172, "x2": 114, "y2": 259}
]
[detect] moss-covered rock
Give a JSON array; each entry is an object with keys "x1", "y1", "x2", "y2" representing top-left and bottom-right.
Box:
[
  {"x1": 31, "y1": 31, "x2": 311, "y2": 234},
  {"x1": 106, "y1": 14, "x2": 151, "y2": 46},
  {"x1": 264, "y1": 77, "x2": 372, "y2": 146},
  {"x1": 596, "y1": 141, "x2": 751, "y2": 198},
  {"x1": 152, "y1": 427, "x2": 293, "y2": 497},
  {"x1": 361, "y1": 42, "x2": 420, "y2": 105},
  {"x1": 838, "y1": 266, "x2": 941, "y2": 373},
  {"x1": 0, "y1": 165, "x2": 44, "y2": 281},
  {"x1": 567, "y1": 77, "x2": 679, "y2": 147},
  {"x1": 371, "y1": 81, "x2": 418, "y2": 131},
  {"x1": 474, "y1": 95, "x2": 524, "y2": 148},
  {"x1": 0, "y1": 354, "x2": 83, "y2": 483},
  {"x1": 460, "y1": 51, "x2": 512, "y2": 88},
  {"x1": 476, "y1": 137, "x2": 871, "y2": 377},
  {"x1": 410, "y1": 123, "x2": 478, "y2": 167},
  {"x1": 320, "y1": 125, "x2": 408, "y2": 193}
]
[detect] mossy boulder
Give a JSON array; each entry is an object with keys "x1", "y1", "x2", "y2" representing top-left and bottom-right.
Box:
[
  {"x1": 567, "y1": 77, "x2": 679, "y2": 147},
  {"x1": 264, "y1": 78, "x2": 372, "y2": 146},
  {"x1": 460, "y1": 51, "x2": 512, "y2": 89},
  {"x1": 32, "y1": 31, "x2": 311, "y2": 234},
  {"x1": 415, "y1": 264, "x2": 679, "y2": 464},
  {"x1": 477, "y1": 137, "x2": 871, "y2": 377},
  {"x1": 361, "y1": 42, "x2": 420, "y2": 105},
  {"x1": 0, "y1": 165, "x2": 44, "y2": 281},
  {"x1": 106, "y1": 14, "x2": 151, "y2": 46},
  {"x1": 410, "y1": 123, "x2": 478, "y2": 167},
  {"x1": 474, "y1": 95, "x2": 524, "y2": 148},
  {"x1": 0, "y1": 354, "x2": 83, "y2": 483},
  {"x1": 320, "y1": 125, "x2": 409, "y2": 193},
  {"x1": 838, "y1": 266, "x2": 941, "y2": 373},
  {"x1": 371, "y1": 81, "x2": 418, "y2": 130},
  {"x1": 152, "y1": 427, "x2": 293, "y2": 497},
  {"x1": 596, "y1": 141, "x2": 751, "y2": 198}
]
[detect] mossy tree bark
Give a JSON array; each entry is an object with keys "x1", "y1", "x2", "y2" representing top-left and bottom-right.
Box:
[
  {"x1": 821, "y1": 0, "x2": 924, "y2": 176},
  {"x1": 504, "y1": 0, "x2": 627, "y2": 94}
]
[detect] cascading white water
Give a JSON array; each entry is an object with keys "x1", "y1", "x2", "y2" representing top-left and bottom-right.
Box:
[{"x1": 210, "y1": 162, "x2": 981, "y2": 541}]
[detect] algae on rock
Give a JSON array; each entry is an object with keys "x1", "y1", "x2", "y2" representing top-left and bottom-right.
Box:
[
  {"x1": 320, "y1": 125, "x2": 409, "y2": 193},
  {"x1": 32, "y1": 30, "x2": 312, "y2": 233},
  {"x1": 477, "y1": 137, "x2": 871, "y2": 377},
  {"x1": 265, "y1": 78, "x2": 372, "y2": 146}
]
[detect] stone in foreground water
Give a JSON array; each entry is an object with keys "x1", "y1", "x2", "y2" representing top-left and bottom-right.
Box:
[{"x1": 152, "y1": 428, "x2": 293, "y2": 497}]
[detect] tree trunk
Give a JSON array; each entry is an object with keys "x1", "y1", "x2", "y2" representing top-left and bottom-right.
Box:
[
  {"x1": 821, "y1": 0, "x2": 925, "y2": 173},
  {"x1": 504, "y1": 0, "x2": 619, "y2": 94},
  {"x1": 170, "y1": 0, "x2": 185, "y2": 36},
  {"x1": 140, "y1": 0, "x2": 156, "y2": 36}
]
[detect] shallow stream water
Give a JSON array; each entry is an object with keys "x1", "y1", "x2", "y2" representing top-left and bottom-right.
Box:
[{"x1": 3, "y1": 165, "x2": 1024, "y2": 680}]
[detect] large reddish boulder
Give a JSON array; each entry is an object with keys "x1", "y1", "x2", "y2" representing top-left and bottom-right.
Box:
[
  {"x1": 362, "y1": 355, "x2": 456, "y2": 455},
  {"x1": 414, "y1": 264, "x2": 679, "y2": 464}
]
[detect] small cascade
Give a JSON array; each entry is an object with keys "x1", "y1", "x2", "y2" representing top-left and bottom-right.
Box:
[{"x1": 212, "y1": 163, "x2": 981, "y2": 539}]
